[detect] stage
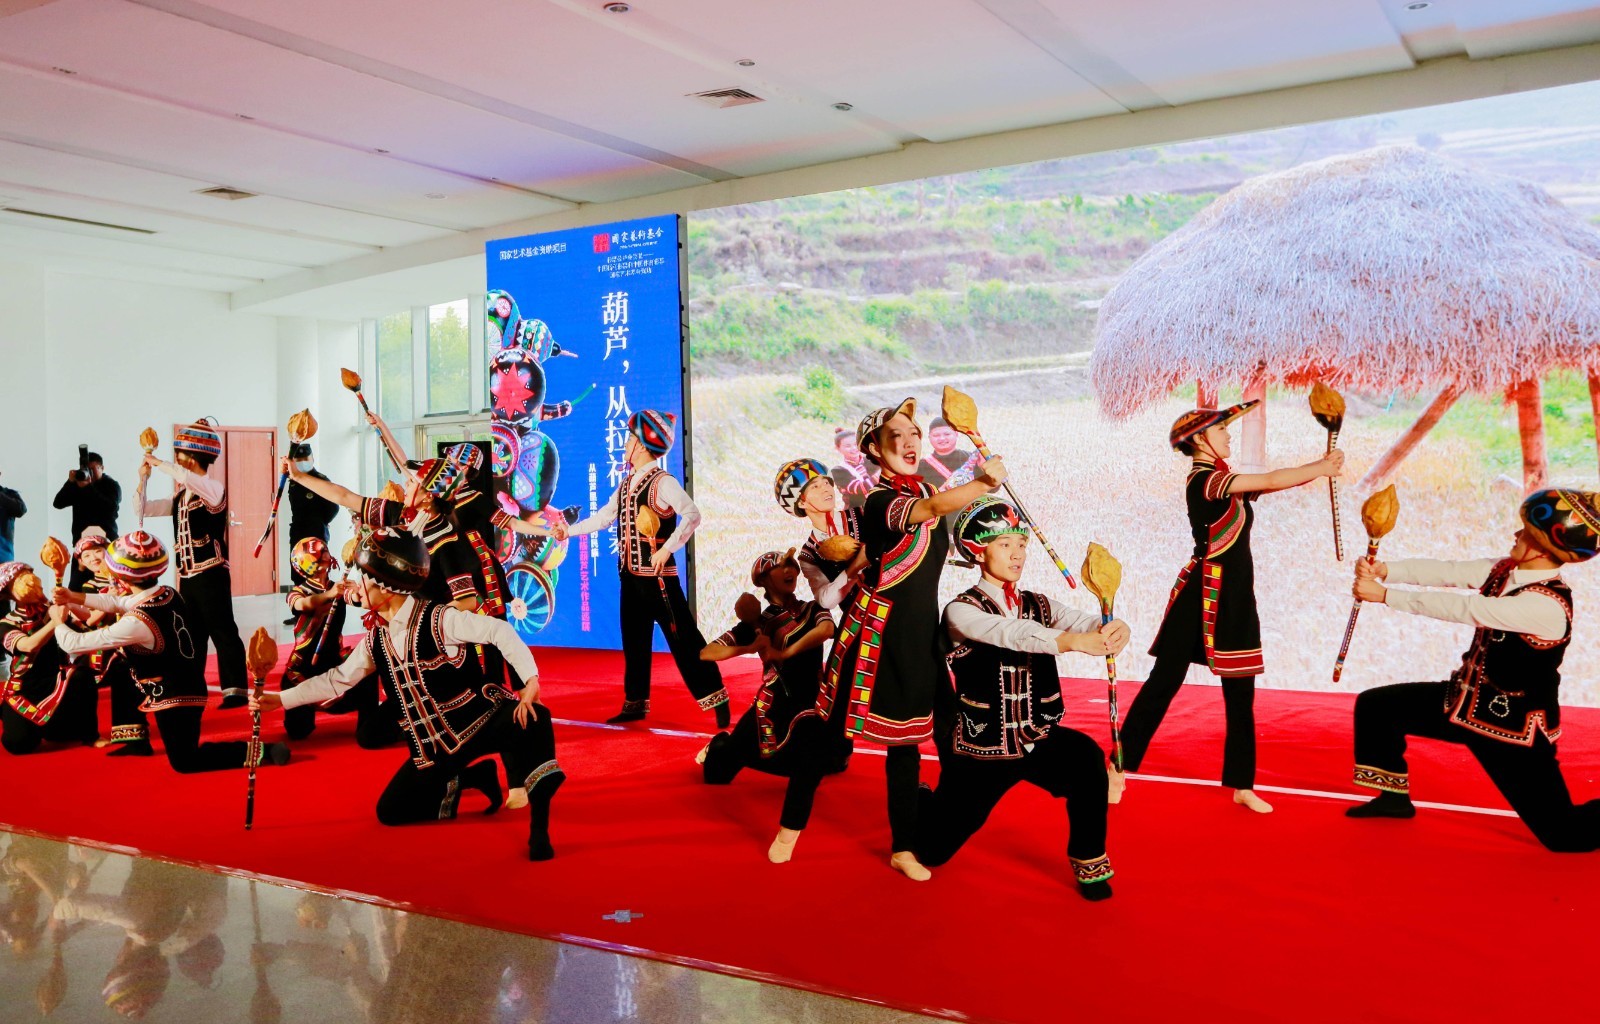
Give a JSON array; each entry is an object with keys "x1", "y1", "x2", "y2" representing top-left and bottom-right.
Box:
[{"x1": 3, "y1": 648, "x2": 1598, "y2": 1023}]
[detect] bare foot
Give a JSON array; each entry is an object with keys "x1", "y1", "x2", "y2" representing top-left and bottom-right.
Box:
[
  {"x1": 1107, "y1": 770, "x2": 1127, "y2": 805},
  {"x1": 505, "y1": 787, "x2": 528, "y2": 810},
  {"x1": 889, "y1": 851, "x2": 931, "y2": 882},
  {"x1": 694, "y1": 741, "x2": 711, "y2": 765},
  {"x1": 768, "y1": 828, "x2": 800, "y2": 864},
  {"x1": 1233, "y1": 789, "x2": 1273, "y2": 814}
]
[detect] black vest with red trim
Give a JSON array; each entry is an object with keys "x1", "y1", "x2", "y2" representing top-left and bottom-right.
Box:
[
  {"x1": 617, "y1": 466, "x2": 678, "y2": 578},
  {"x1": 173, "y1": 487, "x2": 228, "y2": 577},
  {"x1": 367, "y1": 600, "x2": 512, "y2": 769},
  {"x1": 944, "y1": 586, "x2": 1064, "y2": 759},
  {"x1": 122, "y1": 587, "x2": 210, "y2": 711},
  {"x1": 0, "y1": 606, "x2": 68, "y2": 722},
  {"x1": 1444, "y1": 558, "x2": 1572, "y2": 747}
]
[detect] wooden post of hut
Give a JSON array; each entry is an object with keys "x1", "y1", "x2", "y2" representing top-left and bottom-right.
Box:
[
  {"x1": 1509, "y1": 377, "x2": 1548, "y2": 493},
  {"x1": 1239, "y1": 370, "x2": 1267, "y2": 473},
  {"x1": 1358, "y1": 385, "x2": 1463, "y2": 490},
  {"x1": 1196, "y1": 380, "x2": 1216, "y2": 409}
]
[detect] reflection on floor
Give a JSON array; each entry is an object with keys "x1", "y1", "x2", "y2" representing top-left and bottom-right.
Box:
[{"x1": 0, "y1": 828, "x2": 935, "y2": 1024}]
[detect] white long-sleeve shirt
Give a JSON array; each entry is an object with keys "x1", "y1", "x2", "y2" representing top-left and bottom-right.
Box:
[
  {"x1": 138, "y1": 463, "x2": 225, "y2": 518},
  {"x1": 1383, "y1": 557, "x2": 1567, "y2": 642},
  {"x1": 799, "y1": 526, "x2": 854, "y2": 611},
  {"x1": 53, "y1": 590, "x2": 160, "y2": 655},
  {"x1": 944, "y1": 578, "x2": 1103, "y2": 655},
  {"x1": 281, "y1": 597, "x2": 539, "y2": 709},
  {"x1": 569, "y1": 466, "x2": 700, "y2": 558}
]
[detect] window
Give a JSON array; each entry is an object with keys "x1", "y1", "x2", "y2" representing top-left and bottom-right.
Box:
[
  {"x1": 375, "y1": 310, "x2": 413, "y2": 425},
  {"x1": 427, "y1": 300, "x2": 471, "y2": 415}
]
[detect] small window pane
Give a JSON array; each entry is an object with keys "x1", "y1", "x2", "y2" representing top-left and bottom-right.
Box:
[
  {"x1": 427, "y1": 300, "x2": 471, "y2": 414},
  {"x1": 376, "y1": 311, "x2": 413, "y2": 424}
]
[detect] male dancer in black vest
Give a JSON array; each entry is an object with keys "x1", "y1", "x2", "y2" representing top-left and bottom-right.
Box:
[
  {"x1": 138, "y1": 420, "x2": 250, "y2": 710},
  {"x1": 1345, "y1": 488, "x2": 1600, "y2": 852},
  {"x1": 254, "y1": 530, "x2": 564, "y2": 861},
  {"x1": 558, "y1": 410, "x2": 728, "y2": 726},
  {"x1": 52, "y1": 531, "x2": 288, "y2": 772},
  {"x1": 916, "y1": 496, "x2": 1130, "y2": 899}
]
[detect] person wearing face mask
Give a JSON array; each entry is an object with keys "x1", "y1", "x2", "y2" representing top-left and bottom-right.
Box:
[
  {"x1": 252, "y1": 530, "x2": 563, "y2": 862},
  {"x1": 1343, "y1": 489, "x2": 1600, "y2": 851},
  {"x1": 51, "y1": 531, "x2": 289, "y2": 772},
  {"x1": 796, "y1": 398, "x2": 1007, "y2": 882},
  {"x1": 1116, "y1": 403, "x2": 1343, "y2": 814},
  {"x1": 0, "y1": 561, "x2": 99, "y2": 753},
  {"x1": 283, "y1": 442, "x2": 339, "y2": 621},
  {"x1": 138, "y1": 419, "x2": 250, "y2": 710},
  {"x1": 917, "y1": 497, "x2": 1129, "y2": 900}
]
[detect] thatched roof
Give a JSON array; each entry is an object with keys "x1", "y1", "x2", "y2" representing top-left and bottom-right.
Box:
[{"x1": 1091, "y1": 145, "x2": 1600, "y2": 418}]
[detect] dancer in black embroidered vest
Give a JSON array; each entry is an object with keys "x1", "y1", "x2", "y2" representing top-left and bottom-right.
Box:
[
  {"x1": 279, "y1": 536, "x2": 388, "y2": 746},
  {"x1": 66, "y1": 533, "x2": 149, "y2": 754},
  {"x1": 559, "y1": 410, "x2": 728, "y2": 726},
  {"x1": 1118, "y1": 402, "x2": 1342, "y2": 813},
  {"x1": 777, "y1": 457, "x2": 866, "y2": 612},
  {"x1": 698, "y1": 550, "x2": 847, "y2": 863},
  {"x1": 799, "y1": 398, "x2": 1007, "y2": 882},
  {"x1": 0, "y1": 561, "x2": 98, "y2": 753},
  {"x1": 916, "y1": 497, "x2": 1128, "y2": 900},
  {"x1": 52, "y1": 531, "x2": 289, "y2": 773},
  {"x1": 254, "y1": 531, "x2": 565, "y2": 861},
  {"x1": 137, "y1": 420, "x2": 250, "y2": 710},
  {"x1": 1345, "y1": 489, "x2": 1600, "y2": 851}
]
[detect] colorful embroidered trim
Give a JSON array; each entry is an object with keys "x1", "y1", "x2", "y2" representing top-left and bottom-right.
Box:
[
  {"x1": 524, "y1": 759, "x2": 563, "y2": 792},
  {"x1": 696, "y1": 688, "x2": 730, "y2": 710},
  {"x1": 110, "y1": 724, "x2": 147, "y2": 743},
  {"x1": 1071, "y1": 854, "x2": 1114, "y2": 884},
  {"x1": 1353, "y1": 765, "x2": 1409, "y2": 794}
]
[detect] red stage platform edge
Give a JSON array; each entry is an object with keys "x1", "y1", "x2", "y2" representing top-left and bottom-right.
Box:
[{"x1": 4, "y1": 646, "x2": 1599, "y2": 1024}]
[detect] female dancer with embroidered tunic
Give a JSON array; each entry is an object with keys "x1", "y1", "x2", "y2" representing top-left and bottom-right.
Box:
[
  {"x1": 698, "y1": 550, "x2": 844, "y2": 863},
  {"x1": 1117, "y1": 402, "x2": 1342, "y2": 812},
  {"x1": 800, "y1": 398, "x2": 1006, "y2": 881}
]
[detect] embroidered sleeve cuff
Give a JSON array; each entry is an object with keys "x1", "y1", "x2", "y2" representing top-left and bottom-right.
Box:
[
  {"x1": 886, "y1": 493, "x2": 918, "y2": 533},
  {"x1": 1202, "y1": 470, "x2": 1236, "y2": 502}
]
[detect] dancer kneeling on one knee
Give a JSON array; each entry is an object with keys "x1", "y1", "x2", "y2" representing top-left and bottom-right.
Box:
[
  {"x1": 1345, "y1": 489, "x2": 1600, "y2": 853},
  {"x1": 916, "y1": 497, "x2": 1128, "y2": 901},
  {"x1": 253, "y1": 530, "x2": 565, "y2": 862},
  {"x1": 1118, "y1": 402, "x2": 1342, "y2": 813},
  {"x1": 698, "y1": 549, "x2": 848, "y2": 864}
]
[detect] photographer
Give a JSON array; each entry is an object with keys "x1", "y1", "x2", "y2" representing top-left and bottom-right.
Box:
[{"x1": 52, "y1": 448, "x2": 120, "y2": 590}]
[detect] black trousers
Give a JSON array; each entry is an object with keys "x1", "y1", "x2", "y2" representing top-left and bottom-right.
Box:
[
  {"x1": 1119, "y1": 654, "x2": 1257, "y2": 789},
  {"x1": 702, "y1": 708, "x2": 850, "y2": 831},
  {"x1": 1353, "y1": 681, "x2": 1600, "y2": 852},
  {"x1": 107, "y1": 658, "x2": 149, "y2": 744},
  {"x1": 781, "y1": 699, "x2": 922, "y2": 850},
  {"x1": 619, "y1": 573, "x2": 726, "y2": 709},
  {"x1": 918, "y1": 725, "x2": 1109, "y2": 867},
  {"x1": 375, "y1": 701, "x2": 561, "y2": 832},
  {"x1": 179, "y1": 567, "x2": 248, "y2": 698},
  {"x1": 0, "y1": 676, "x2": 100, "y2": 755},
  {"x1": 151, "y1": 706, "x2": 252, "y2": 773}
]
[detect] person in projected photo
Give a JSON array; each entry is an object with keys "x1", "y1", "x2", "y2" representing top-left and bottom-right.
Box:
[
  {"x1": 555, "y1": 410, "x2": 730, "y2": 728},
  {"x1": 916, "y1": 496, "x2": 1127, "y2": 901},
  {"x1": 791, "y1": 398, "x2": 1007, "y2": 882},
  {"x1": 917, "y1": 416, "x2": 977, "y2": 491},
  {"x1": 1343, "y1": 489, "x2": 1600, "y2": 852},
  {"x1": 1115, "y1": 402, "x2": 1343, "y2": 814},
  {"x1": 829, "y1": 428, "x2": 876, "y2": 510}
]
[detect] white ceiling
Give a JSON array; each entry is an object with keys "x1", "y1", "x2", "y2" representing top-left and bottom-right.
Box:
[{"x1": 0, "y1": 0, "x2": 1598, "y2": 303}]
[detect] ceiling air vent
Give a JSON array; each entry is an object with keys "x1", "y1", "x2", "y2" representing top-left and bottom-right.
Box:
[
  {"x1": 1, "y1": 208, "x2": 156, "y2": 234},
  {"x1": 195, "y1": 186, "x2": 258, "y2": 201},
  {"x1": 688, "y1": 87, "x2": 763, "y2": 109}
]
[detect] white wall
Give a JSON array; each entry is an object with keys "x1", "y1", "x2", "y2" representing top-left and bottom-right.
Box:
[
  {"x1": 0, "y1": 270, "x2": 359, "y2": 587},
  {"x1": 272, "y1": 316, "x2": 363, "y2": 570}
]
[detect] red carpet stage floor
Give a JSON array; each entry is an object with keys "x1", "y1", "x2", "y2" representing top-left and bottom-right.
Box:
[{"x1": 4, "y1": 648, "x2": 1600, "y2": 1023}]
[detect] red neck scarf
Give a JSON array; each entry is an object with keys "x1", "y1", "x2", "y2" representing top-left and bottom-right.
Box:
[
  {"x1": 1002, "y1": 582, "x2": 1020, "y2": 611},
  {"x1": 883, "y1": 473, "x2": 923, "y2": 495}
]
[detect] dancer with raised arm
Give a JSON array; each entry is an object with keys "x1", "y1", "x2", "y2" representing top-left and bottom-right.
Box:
[
  {"x1": 799, "y1": 398, "x2": 1006, "y2": 881},
  {"x1": 1117, "y1": 402, "x2": 1343, "y2": 813},
  {"x1": 1344, "y1": 489, "x2": 1600, "y2": 851}
]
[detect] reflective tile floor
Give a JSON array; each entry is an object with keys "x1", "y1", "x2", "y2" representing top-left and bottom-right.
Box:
[{"x1": 0, "y1": 827, "x2": 940, "y2": 1024}]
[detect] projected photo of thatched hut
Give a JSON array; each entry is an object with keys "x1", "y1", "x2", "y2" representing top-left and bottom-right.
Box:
[{"x1": 1091, "y1": 145, "x2": 1600, "y2": 491}]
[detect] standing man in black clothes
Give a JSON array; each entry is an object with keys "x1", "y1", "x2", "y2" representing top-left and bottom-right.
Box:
[
  {"x1": 283, "y1": 440, "x2": 339, "y2": 624},
  {"x1": 53, "y1": 450, "x2": 120, "y2": 590}
]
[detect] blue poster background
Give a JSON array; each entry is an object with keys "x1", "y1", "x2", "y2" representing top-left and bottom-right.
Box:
[{"x1": 484, "y1": 214, "x2": 686, "y2": 651}]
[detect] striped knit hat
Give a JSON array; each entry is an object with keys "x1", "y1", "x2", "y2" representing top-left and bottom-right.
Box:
[
  {"x1": 411, "y1": 443, "x2": 482, "y2": 502},
  {"x1": 856, "y1": 397, "x2": 917, "y2": 458},
  {"x1": 105, "y1": 531, "x2": 168, "y2": 583},
  {"x1": 773, "y1": 458, "x2": 829, "y2": 516},
  {"x1": 0, "y1": 561, "x2": 31, "y2": 596},
  {"x1": 628, "y1": 410, "x2": 677, "y2": 456},
  {"x1": 74, "y1": 528, "x2": 111, "y2": 563},
  {"x1": 1168, "y1": 401, "x2": 1258, "y2": 452},
  {"x1": 173, "y1": 418, "x2": 223, "y2": 458}
]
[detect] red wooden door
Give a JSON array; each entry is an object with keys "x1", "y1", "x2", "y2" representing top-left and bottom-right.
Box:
[{"x1": 221, "y1": 428, "x2": 278, "y2": 597}]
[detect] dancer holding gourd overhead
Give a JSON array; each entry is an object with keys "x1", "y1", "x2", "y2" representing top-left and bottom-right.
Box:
[
  {"x1": 798, "y1": 398, "x2": 1007, "y2": 882},
  {"x1": 1117, "y1": 402, "x2": 1343, "y2": 813}
]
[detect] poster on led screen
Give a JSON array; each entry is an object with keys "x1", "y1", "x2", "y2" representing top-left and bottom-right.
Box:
[{"x1": 484, "y1": 214, "x2": 687, "y2": 651}]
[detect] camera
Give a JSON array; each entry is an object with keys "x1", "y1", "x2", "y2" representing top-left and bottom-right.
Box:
[{"x1": 72, "y1": 444, "x2": 90, "y2": 483}]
